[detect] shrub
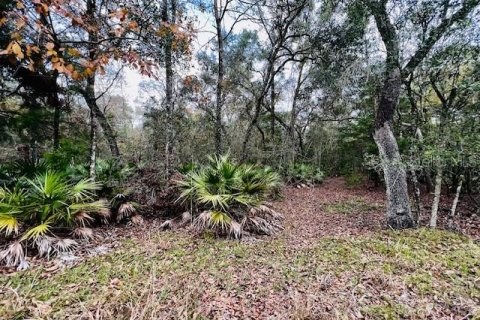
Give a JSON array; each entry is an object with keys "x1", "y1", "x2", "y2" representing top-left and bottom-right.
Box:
[
  {"x1": 176, "y1": 155, "x2": 283, "y2": 238},
  {"x1": 0, "y1": 171, "x2": 110, "y2": 269},
  {"x1": 67, "y1": 158, "x2": 135, "y2": 196},
  {"x1": 344, "y1": 171, "x2": 364, "y2": 188},
  {"x1": 284, "y1": 163, "x2": 325, "y2": 185}
]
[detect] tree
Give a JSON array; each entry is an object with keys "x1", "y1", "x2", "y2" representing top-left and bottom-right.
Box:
[{"x1": 363, "y1": 0, "x2": 480, "y2": 228}]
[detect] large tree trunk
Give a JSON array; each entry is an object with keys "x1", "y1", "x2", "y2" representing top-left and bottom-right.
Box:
[
  {"x1": 163, "y1": 0, "x2": 175, "y2": 174},
  {"x1": 83, "y1": 0, "x2": 120, "y2": 159},
  {"x1": 374, "y1": 66, "x2": 415, "y2": 229},
  {"x1": 83, "y1": 76, "x2": 120, "y2": 159},
  {"x1": 214, "y1": 0, "x2": 224, "y2": 156},
  {"x1": 374, "y1": 124, "x2": 414, "y2": 228},
  {"x1": 369, "y1": 1, "x2": 415, "y2": 229}
]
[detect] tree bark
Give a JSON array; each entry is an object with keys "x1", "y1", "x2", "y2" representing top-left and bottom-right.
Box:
[
  {"x1": 373, "y1": 46, "x2": 414, "y2": 228},
  {"x1": 163, "y1": 0, "x2": 175, "y2": 173},
  {"x1": 289, "y1": 60, "x2": 305, "y2": 162},
  {"x1": 270, "y1": 75, "x2": 275, "y2": 139},
  {"x1": 214, "y1": 0, "x2": 224, "y2": 156},
  {"x1": 450, "y1": 175, "x2": 463, "y2": 217},
  {"x1": 83, "y1": 0, "x2": 120, "y2": 159},
  {"x1": 83, "y1": 75, "x2": 120, "y2": 159},
  {"x1": 374, "y1": 123, "x2": 414, "y2": 228},
  {"x1": 430, "y1": 166, "x2": 442, "y2": 228},
  {"x1": 89, "y1": 109, "x2": 97, "y2": 180}
]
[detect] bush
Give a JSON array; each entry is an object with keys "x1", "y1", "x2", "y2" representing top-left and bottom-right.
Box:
[
  {"x1": 284, "y1": 163, "x2": 325, "y2": 185},
  {"x1": 67, "y1": 158, "x2": 135, "y2": 196},
  {"x1": 0, "y1": 171, "x2": 110, "y2": 269},
  {"x1": 344, "y1": 171, "x2": 364, "y2": 188},
  {"x1": 176, "y1": 155, "x2": 283, "y2": 238}
]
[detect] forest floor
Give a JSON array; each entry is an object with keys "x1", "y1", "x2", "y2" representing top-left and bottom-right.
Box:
[{"x1": 1, "y1": 178, "x2": 479, "y2": 319}]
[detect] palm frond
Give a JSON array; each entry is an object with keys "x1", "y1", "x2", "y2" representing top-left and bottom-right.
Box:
[
  {"x1": 229, "y1": 220, "x2": 242, "y2": 239},
  {"x1": 74, "y1": 211, "x2": 94, "y2": 226},
  {"x1": 35, "y1": 236, "x2": 55, "y2": 258},
  {"x1": 69, "y1": 200, "x2": 109, "y2": 214},
  {"x1": 22, "y1": 223, "x2": 52, "y2": 241},
  {"x1": 0, "y1": 213, "x2": 19, "y2": 236},
  {"x1": 53, "y1": 238, "x2": 78, "y2": 254},
  {"x1": 0, "y1": 241, "x2": 25, "y2": 266},
  {"x1": 70, "y1": 179, "x2": 101, "y2": 201},
  {"x1": 117, "y1": 202, "x2": 136, "y2": 222},
  {"x1": 72, "y1": 227, "x2": 95, "y2": 240},
  {"x1": 130, "y1": 214, "x2": 144, "y2": 225}
]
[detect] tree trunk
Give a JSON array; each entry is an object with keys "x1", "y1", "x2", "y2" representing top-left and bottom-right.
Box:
[
  {"x1": 270, "y1": 75, "x2": 275, "y2": 139},
  {"x1": 450, "y1": 175, "x2": 463, "y2": 217},
  {"x1": 241, "y1": 100, "x2": 261, "y2": 161},
  {"x1": 411, "y1": 168, "x2": 421, "y2": 225},
  {"x1": 83, "y1": 0, "x2": 120, "y2": 159},
  {"x1": 373, "y1": 63, "x2": 415, "y2": 229},
  {"x1": 49, "y1": 84, "x2": 61, "y2": 150},
  {"x1": 214, "y1": 0, "x2": 224, "y2": 156},
  {"x1": 89, "y1": 109, "x2": 97, "y2": 180},
  {"x1": 163, "y1": 0, "x2": 175, "y2": 174},
  {"x1": 374, "y1": 123, "x2": 414, "y2": 228},
  {"x1": 374, "y1": 67, "x2": 414, "y2": 228},
  {"x1": 83, "y1": 76, "x2": 120, "y2": 159},
  {"x1": 289, "y1": 61, "x2": 305, "y2": 162},
  {"x1": 369, "y1": 1, "x2": 414, "y2": 228},
  {"x1": 430, "y1": 166, "x2": 442, "y2": 228}
]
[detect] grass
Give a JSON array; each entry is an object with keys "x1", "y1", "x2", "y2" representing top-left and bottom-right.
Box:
[{"x1": 0, "y1": 229, "x2": 479, "y2": 319}]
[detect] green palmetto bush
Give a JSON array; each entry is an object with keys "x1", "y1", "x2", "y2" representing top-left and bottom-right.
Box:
[
  {"x1": 176, "y1": 155, "x2": 283, "y2": 238},
  {"x1": 0, "y1": 171, "x2": 109, "y2": 269},
  {"x1": 285, "y1": 163, "x2": 325, "y2": 185}
]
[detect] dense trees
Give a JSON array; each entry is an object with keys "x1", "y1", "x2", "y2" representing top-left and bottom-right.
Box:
[{"x1": 1, "y1": 0, "x2": 479, "y2": 231}]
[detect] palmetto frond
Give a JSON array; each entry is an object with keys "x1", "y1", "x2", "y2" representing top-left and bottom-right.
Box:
[
  {"x1": 22, "y1": 223, "x2": 52, "y2": 241},
  {"x1": 28, "y1": 171, "x2": 68, "y2": 201},
  {"x1": 69, "y1": 200, "x2": 109, "y2": 214},
  {"x1": 130, "y1": 214, "x2": 144, "y2": 225},
  {"x1": 117, "y1": 202, "x2": 136, "y2": 222},
  {"x1": 196, "y1": 191, "x2": 231, "y2": 210},
  {"x1": 229, "y1": 220, "x2": 242, "y2": 239},
  {"x1": 0, "y1": 214, "x2": 19, "y2": 236},
  {"x1": 194, "y1": 210, "x2": 232, "y2": 234},
  {"x1": 242, "y1": 205, "x2": 284, "y2": 235},
  {"x1": 0, "y1": 241, "x2": 25, "y2": 267},
  {"x1": 53, "y1": 238, "x2": 78, "y2": 254},
  {"x1": 35, "y1": 236, "x2": 55, "y2": 258},
  {"x1": 70, "y1": 179, "x2": 101, "y2": 201},
  {"x1": 72, "y1": 227, "x2": 95, "y2": 240},
  {"x1": 74, "y1": 211, "x2": 94, "y2": 226}
]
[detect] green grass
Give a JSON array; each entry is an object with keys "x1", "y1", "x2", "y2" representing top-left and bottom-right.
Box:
[{"x1": 1, "y1": 229, "x2": 479, "y2": 319}]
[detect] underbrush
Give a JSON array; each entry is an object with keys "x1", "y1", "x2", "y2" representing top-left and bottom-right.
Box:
[
  {"x1": 175, "y1": 155, "x2": 283, "y2": 238},
  {"x1": 283, "y1": 163, "x2": 325, "y2": 186},
  {"x1": 0, "y1": 158, "x2": 141, "y2": 270}
]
